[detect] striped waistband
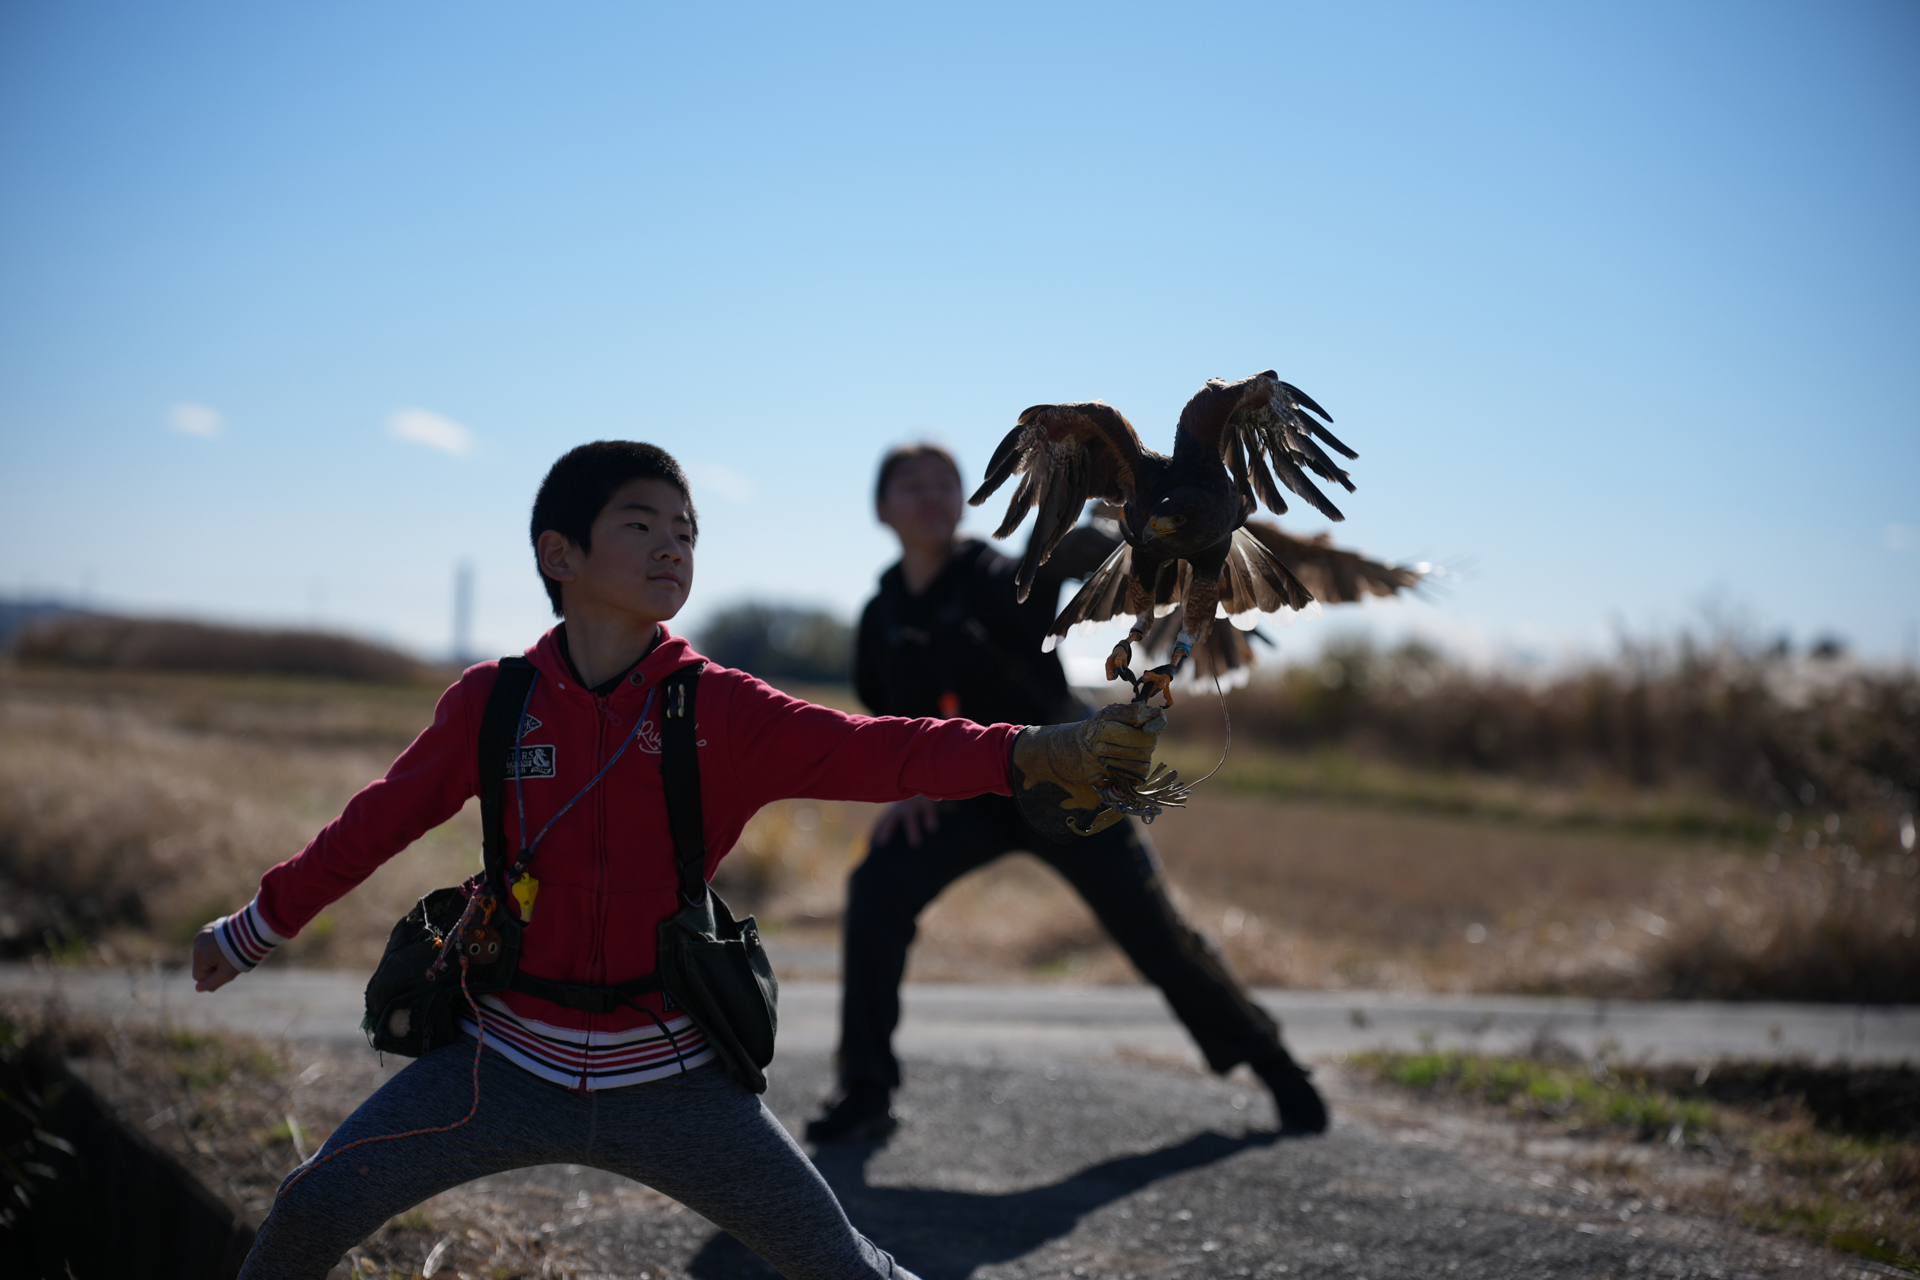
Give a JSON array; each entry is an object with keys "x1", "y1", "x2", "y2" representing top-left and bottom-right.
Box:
[{"x1": 461, "y1": 994, "x2": 714, "y2": 1090}]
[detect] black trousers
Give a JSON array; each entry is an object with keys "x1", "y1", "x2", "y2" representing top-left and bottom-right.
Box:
[{"x1": 835, "y1": 793, "x2": 1298, "y2": 1091}]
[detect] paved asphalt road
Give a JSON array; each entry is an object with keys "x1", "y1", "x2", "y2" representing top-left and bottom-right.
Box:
[
  {"x1": 6, "y1": 962, "x2": 1914, "y2": 1066},
  {"x1": 7, "y1": 963, "x2": 1914, "y2": 1278}
]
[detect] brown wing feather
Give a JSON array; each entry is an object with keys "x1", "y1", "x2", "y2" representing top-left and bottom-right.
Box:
[
  {"x1": 1217, "y1": 528, "x2": 1315, "y2": 616},
  {"x1": 1241, "y1": 520, "x2": 1423, "y2": 604},
  {"x1": 1047, "y1": 540, "x2": 1133, "y2": 645},
  {"x1": 1212, "y1": 371, "x2": 1359, "y2": 522},
  {"x1": 967, "y1": 402, "x2": 1145, "y2": 600}
]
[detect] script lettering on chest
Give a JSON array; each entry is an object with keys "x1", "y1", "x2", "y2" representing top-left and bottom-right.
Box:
[
  {"x1": 505, "y1": 744, "x2": 557, "y2": 779},
  {"x1": 636, "y1": 720, "x2": 705, "y2": 753}
]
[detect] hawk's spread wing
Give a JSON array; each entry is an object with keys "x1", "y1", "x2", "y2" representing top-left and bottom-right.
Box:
[
  {"x1": 1240, "y1": 520, "x2": 1423, "y2": 604},
  {"x1": 1179, "y1": 371, "x2": 1358, "y2": 522},
  {"x1": 969, "y1": 401, "x2": 1145, "y2": 601}
]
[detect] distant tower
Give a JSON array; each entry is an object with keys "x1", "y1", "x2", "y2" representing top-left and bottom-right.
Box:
[{"x1": 452, "y1": 562, "x2": 474, "y2": 665}]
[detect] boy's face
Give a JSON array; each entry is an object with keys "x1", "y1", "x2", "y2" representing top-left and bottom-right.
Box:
[
  {"x1": 877, "y1": 454, "x2": 963, "y2": 548},
  {"x1": 539, "y1": 477, "x2": 696, "y2": 626}
]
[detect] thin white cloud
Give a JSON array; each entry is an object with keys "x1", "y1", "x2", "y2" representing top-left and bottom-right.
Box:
[
  {"x1": 388, "y1": 408, "x2": 473, "y2": 457},
  {"x1": 169, "y1": 403, "x2": 223, "y2": 438},
  {"x1": 690, "y1": 462, "x2": 756, "y2": 503}
]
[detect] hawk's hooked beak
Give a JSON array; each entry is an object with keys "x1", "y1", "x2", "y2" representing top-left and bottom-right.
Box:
[{"x1": 1145, "y1": 515, "x2": 1183, "y2": 540}]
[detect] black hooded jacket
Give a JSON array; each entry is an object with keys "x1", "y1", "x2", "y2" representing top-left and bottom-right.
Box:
[{"x1": 854, "y1": 530, "x2": 1116, "y2": 729}]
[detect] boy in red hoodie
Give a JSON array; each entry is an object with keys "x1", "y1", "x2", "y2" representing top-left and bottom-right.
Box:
[{"x1": 192, "y1": 441, "x2": 1164, "y2": 1280}]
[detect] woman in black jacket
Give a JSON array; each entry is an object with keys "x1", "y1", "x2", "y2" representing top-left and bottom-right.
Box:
[{"x1": 806, "y1": 443, "x2": 1326, "y2": 1142}]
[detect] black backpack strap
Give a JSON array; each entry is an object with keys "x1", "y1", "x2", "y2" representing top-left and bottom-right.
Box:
[
  {"x1": 478, "y1": 656, "x2": 539, "y2": 899},
  {"x1": 659, "y1": 662, "x2": 709, "y2": 907}
]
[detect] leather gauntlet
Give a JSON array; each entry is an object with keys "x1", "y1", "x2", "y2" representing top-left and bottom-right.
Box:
[{"x1": 1010, "y1": 702, "x2": 1168, "y2": 840}]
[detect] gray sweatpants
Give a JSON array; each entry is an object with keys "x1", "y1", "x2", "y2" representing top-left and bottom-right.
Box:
[{"x1": 241, "y1": 1040, "x2": 916, "y2": 1280}]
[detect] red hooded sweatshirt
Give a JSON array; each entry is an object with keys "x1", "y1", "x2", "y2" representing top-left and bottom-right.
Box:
[{"x1": 213, "y1": 626, "x2": 1018, "y2": 1088}]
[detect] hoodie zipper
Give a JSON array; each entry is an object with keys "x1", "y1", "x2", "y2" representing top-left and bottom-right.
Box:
[{"x1": 583, "y1": 690, "x2": 614, "y2": 1090}]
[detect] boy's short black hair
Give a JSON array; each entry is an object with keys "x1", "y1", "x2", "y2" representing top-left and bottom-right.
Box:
[
  {"x1": 530, "y1": 441, "x2": 699, "y2": 616},
  {"x1": 874, "y1": 442, "x2": 962, "y2": 507}
]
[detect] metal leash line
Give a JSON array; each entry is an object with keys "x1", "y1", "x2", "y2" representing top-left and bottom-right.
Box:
[{"x1": 1185, "y1": 672, "x2": 1231, "y2": 791}]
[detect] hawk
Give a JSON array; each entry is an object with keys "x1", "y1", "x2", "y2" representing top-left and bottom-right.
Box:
[{"x1": 970, "y1": 370, "x2": 1379, "y2": 703}]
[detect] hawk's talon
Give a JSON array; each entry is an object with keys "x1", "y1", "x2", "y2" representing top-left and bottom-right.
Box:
[
  {"x1": 1138, "y1": 666, "x2": 1176, "y2": 707},
  {"x1": 1105, "y1": 642, "x2": 1134, "y2": 683}
]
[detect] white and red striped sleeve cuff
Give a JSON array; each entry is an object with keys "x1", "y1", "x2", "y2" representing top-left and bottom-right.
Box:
[{"x1": 212, "y1": 899, "x2": 287, "y2": 972}]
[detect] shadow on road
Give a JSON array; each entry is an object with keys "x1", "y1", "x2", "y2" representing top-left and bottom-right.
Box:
[{"x1": 689, "y1": 1127, "x2": 1284, "y2": 1279}]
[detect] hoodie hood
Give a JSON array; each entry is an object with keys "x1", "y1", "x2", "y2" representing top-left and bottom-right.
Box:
[{"x1": 525, "y1": 624, "x2": 706, "y2": 709}]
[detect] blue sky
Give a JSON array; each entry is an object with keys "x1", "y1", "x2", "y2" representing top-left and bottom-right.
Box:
[{"x1": 1, "y1": 1, "x2": 1915, "y2": 673}]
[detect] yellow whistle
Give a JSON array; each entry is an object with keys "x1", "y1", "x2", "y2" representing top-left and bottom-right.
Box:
[{"x1": 511, "y1": 873, "x2": 539, "y2": 923}]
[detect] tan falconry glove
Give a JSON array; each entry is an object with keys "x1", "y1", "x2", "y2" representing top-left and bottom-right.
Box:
[{"x1": 1010, "y1": 702, "x2": 1169, "y2": 840}]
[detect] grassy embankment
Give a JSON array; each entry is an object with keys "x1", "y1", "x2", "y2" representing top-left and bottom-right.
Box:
[
  {"x1": 0, "y1": 1003, "x2": 627, "y2": 1277},
  {"x1": 1357, "y1": 1047, "x2": 1920, "y2": 1272}
]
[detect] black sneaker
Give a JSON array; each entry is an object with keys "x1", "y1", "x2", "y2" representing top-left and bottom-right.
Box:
[
  {"x1": 1253, "y1": 1057, "x2": 1328, "y2": 1135},
  {"x1": 804, "y1": 1085, "x2": 898, "y2": 1144}
]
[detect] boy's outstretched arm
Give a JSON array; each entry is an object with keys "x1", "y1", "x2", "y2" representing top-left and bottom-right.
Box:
[
  {"x1": 191, "y1": 671, "x2": 486, "y2": 991},
  {"x1": 721, "y1": 676, "x2": 1165, "y2": 836}
]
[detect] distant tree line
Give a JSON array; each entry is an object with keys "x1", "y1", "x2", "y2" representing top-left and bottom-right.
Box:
[
  {"x1": 696, "y1": 603, "x2": 852, "y2": 686},
  {"x1": 6, "y1": 614, "x2": 429, "y2": 683},
  {"x1": 0, "y1": 598, "x2": 75, "y2": 651},
  {"x1": 4, "y1": 603, "x2": 861, "y2": 687}
]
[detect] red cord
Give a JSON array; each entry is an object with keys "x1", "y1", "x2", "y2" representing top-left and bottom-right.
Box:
[
  {"x1": 276, "y1": 954, "x2": 487, "y2": 1199},
  {"x1": 425, "y1": 880, "x2": 485, "y2": 981}
]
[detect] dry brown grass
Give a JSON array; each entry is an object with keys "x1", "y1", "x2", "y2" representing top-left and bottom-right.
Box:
[
  {"x1": 1133, "y1": 789, "x2": 1920, "y2": 999},
  {"x1": 0, "y1": 666, "x2": 480, "y2": 967},
  {"x1": 2, "y1": 665, "x2": 1914, "y2": 1000}
]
